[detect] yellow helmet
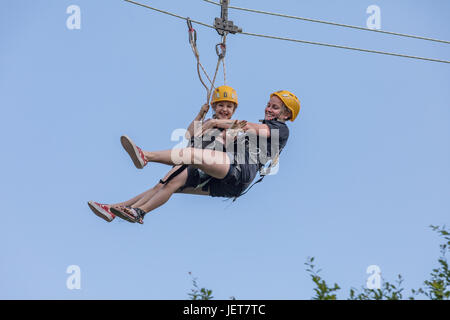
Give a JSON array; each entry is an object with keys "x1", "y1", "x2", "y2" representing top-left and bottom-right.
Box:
[
  {"x1": 271, "y1": 90, "x2": 301, "y2": 121},
  {"x1": 211, "y1": 85, "x2": 238, "y2": 107}
]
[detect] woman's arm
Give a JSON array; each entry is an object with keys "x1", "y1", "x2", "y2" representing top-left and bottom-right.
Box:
[
  {"x1": 205, "y1": 119, "x2": 271, "y2": 138},
  {"x1": 242, "y1": 122, "x2": 271, "y2": 138}
]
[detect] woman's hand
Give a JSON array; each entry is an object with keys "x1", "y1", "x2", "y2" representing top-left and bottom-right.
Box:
[
  {"x1": 199, "y1": 119, "x2": 218, "y2": 136},
  {"x1": 222, "y1": 120, "x2": 246, "y2": 144},
  {"x1": 230, "y1": 120, "x2": 247, "y2": 130},
  {"x1": 193, "y1": 119, "x2": 217, "y2": 137}
]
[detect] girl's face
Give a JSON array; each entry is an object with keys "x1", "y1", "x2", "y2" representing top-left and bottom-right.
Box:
[
  {"x1": 212, "y1": 101, "x2": 236, "y2": 119},
  {"x1": 265, "y1": 95, "x2": 289, "y2": 121}
]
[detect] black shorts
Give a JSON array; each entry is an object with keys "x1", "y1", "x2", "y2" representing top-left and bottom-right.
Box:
[{"x1": 182, "y1": 164, "x2": 251, "y2": 198}]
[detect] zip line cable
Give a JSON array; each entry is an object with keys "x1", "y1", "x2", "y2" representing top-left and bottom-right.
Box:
[
  {"x1": 124, "y1": 0, "x2": 214, "y2": 29},
  {"x1": 203, "y1": 0, "x2": 450, "y2": 45},
  {"x1": 123, "y1": 0, "x2": 450, "y2": 64},
  {"x1": 240, "y1": 31, "x2": 449, "y2": 64}
]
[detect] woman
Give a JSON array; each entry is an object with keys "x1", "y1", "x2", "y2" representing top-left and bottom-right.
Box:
[
  {"x1": 107, "y1": 90, "x2": 300, "y2": 224},
  {"x1": 88, "y1": 85, "x2": 240, "y2": 223}
]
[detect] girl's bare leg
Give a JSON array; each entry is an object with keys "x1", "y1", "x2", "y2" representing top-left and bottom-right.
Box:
[{"x1": 143, "y1": 148, "x2": 230, "y2": 180}]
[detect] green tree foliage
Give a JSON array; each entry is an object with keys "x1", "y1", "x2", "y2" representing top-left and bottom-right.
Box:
[
  {"x1": 348, "y1": 275, "x2": 404, "y2": 300},
  {"x1": 304, "y1": 257, "x2": 340, "y2": 300},
  {"x1": 410, "y1": 225, "x2": 450, "y2": 300},
  {"x1": 306, "y1": 225, "x2": 449, "y2": 300},
  {"x1": 188, "y1": 225, "x2": 449, "y2": 300},
  {"x1": 187, "y1": 272, "x2": 214, "y2": 300}
]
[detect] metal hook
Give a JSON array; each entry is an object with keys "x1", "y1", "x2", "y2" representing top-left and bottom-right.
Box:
[
  {"x1": 215, "y1": 42, "x2": 226, "y2": 59},
  {"x1": 186, "y1": 18, "x2": 197, "y2": 45}
]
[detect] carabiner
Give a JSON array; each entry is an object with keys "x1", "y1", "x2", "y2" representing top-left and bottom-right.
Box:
[
  {"x1": 215, "y1": 42, "x2": 226, "y2": 59},
  {"x1": 186, "y1": 18, "x2": 197, "y2": 45}
]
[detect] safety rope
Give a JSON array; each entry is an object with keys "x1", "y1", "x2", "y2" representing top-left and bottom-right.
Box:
[
  {"x1": 187, "y1": 18, "x2": 212, "y2": 98},
  {"x1": 187, "y1": 17, "x2": 228, "y2": 119},
  {"x1": 220, "y1": 36, "x2": 227, "y2": 85}
]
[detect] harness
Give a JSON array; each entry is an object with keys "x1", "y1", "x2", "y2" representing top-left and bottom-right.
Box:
[{"x1": 231, "y1": 143, "x2": 285, "y2": 202}]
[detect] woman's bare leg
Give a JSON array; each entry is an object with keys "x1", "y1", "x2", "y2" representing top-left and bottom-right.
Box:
[{"x1": 143, "y1": 148, "x2": 230, "y2": 180}]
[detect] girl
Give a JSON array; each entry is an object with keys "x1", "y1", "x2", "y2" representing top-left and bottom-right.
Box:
[{"x1": 88, "y1": 85, "x2": 240, "y2": 223}]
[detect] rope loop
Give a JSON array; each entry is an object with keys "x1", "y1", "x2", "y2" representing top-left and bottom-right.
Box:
[{"x1": 185, "y1": 20, "x2": 230, "y2": 117}]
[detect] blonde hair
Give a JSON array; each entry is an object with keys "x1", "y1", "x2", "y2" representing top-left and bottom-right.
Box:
[{"x1": 281, "y1": 104, "x2": 292, "y2": 121}]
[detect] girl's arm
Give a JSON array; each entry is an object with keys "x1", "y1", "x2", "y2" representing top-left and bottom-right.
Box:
[{"x1": 185, "y1": 104, "x2": 210, "y2": 139}]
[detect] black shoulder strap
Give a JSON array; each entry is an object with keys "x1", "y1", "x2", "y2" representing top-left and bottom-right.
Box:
[
  {"x1": 232, "y1": 145, "x2": 285, "y2": 202},
  {"x1": 159, "y1": 164, "x2": 188, "y2": 185}
]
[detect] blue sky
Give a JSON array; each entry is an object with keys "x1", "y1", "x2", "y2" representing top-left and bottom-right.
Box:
[{"x1": 0, "y1": 0, "x2": 449, "y2": 299}]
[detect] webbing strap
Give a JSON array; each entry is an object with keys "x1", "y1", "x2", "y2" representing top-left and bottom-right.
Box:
[
  {"x1": 232, "y1": 175, "x2": 264, "y2": 202},
  {"x1": 159, "y1": 165, "x2": 188, "y2": 185},
  {"x1": 232, "y1": 145, "x2": 285, "y2": 201}
]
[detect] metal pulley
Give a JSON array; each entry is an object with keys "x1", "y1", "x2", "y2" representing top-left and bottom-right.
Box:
[{"x1": 214, "y1": 0, "x2": 242, "y2": 35}]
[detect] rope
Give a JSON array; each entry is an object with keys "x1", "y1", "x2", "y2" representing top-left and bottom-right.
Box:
[
  {"x1": 124, "y1": 0, "x2": 214, "y2": 29},
  {"x1": 123, "y1": 0, "x2": 450, "y2": 64},
  {"x1": 221, "y1": 33, "x2": 228, "y2": 86},
  {"x1": 188, "y1": 20, "x2": 227, "y2": 115},
  {"x1": 186, "y1": 12, "x2": 229, "y2": 116},
  {"x1": 203, "y1": 0, "x2": 450, "y2": 45},
  {"x1": 222, "y1": 56, "x2": 227, "y2": 86}
]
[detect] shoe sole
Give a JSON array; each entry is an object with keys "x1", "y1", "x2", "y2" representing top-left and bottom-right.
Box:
[
  {"x1": 121, "y1": 135, "x2": 145, "y2": 169},
  {"x1": 88, "y1": 201, "x2": 114, "y2": 222},
  {"x1": 110, "y1": 206, "x2": 137, "y2": 223}
]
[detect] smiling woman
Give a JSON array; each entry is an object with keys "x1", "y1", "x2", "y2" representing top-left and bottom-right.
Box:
[{"x1": 88, "y1": 88, "x2": 300, "y2": 225}]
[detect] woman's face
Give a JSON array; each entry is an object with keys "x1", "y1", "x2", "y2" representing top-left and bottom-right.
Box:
[
  {"x1": 212, "y1": 101, "x2": 236, "y2": 119},
  {"x1": 265, "y1": 95, "x2": 289, "y2": 121}
]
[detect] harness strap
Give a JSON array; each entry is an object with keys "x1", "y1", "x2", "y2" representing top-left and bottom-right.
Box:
[
  {"x1": 231, "y1": 144, "x2": 285, "y2": 201},
  {"x1": 231, "y1": 175, "x2": 264, "y2": 202},
  {"x1": 159, "y1": 164, "x2": 188, "y2": 185},
  {"x1": 159, "y1": 138, "x2": 221, "y2": 185}
]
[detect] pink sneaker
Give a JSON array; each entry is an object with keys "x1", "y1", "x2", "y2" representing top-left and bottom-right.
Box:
[
  {"x1": 120, "y1": 135, "x2": 148, "y2": 169},
  {"x1": 88, "y1": 201, "x2": 115, "y2": 222}
]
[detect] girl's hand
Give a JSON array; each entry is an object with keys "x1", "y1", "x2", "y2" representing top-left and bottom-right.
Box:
[{"x1": 199, "y1": 103, "x2": 210, "y2": 119}]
